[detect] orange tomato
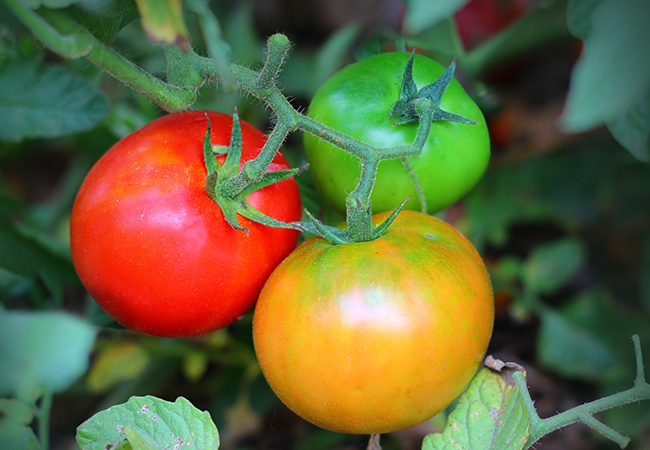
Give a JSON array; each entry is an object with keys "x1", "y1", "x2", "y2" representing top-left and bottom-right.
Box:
[{"x1": 253, "y1": 210, "x2": 494, "y2": 434}]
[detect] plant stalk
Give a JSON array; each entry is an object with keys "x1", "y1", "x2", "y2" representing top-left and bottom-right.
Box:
[{"x1": 516, "y1": 335, "x2": 650, "y2": 449}]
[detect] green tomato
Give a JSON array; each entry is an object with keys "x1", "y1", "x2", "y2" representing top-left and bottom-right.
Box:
[{"x1": 304, "y1": 52, "x2": 490, "y2": 215}]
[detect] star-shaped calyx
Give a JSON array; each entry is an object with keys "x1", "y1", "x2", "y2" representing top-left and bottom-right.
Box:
[
  {"x1": 202, "y1": 110, "x2": 303, "y2": 233},
  {"x1": 389, "y1": 52, "x2": 476, "y2": 127}
]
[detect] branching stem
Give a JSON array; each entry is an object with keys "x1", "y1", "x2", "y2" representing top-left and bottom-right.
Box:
[
  {"x1": 515, "y1": 335, "x2": 650, "y2": 449},
  {"x1": 7, "y1": 1, "x2": 438, "y2": 242}
]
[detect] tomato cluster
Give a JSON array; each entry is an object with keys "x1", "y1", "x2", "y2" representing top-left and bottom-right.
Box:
[
  {"x1": 70, "y1": 51, "x2": 493, "y2": 435},
  {"x1": 253, "y1": 52, "x2": 493, "y2": 433}
]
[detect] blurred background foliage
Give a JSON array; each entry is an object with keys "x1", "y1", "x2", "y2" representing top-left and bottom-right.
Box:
[{"x1": 0, "y1": 0, "x2": 649, "y2": 449}]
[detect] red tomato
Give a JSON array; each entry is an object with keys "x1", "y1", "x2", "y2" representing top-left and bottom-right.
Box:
[
  {"x1": 253, "y1": 210, "x2": 494, "y2": 434},
  {"x1": 455, "y1": 0, "x2": 530, "y2": 50},
  {"x1": 70, "y1": 111, "x2": 301, "y2": 337}
]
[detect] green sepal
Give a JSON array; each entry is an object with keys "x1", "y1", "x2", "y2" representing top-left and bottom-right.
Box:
[
  {"x1": 296, "y1": 197, "x2": 409, "y2": 245},
  {"x1": 203, "y1": 113, "x2": 219, "y2": 176},
  {"x1": 219, "y1": 108, "x2": 243, "y2": 178},
  {"x1": 226, "y1": 166, "x2": 306, "y2": 233},
  {"x1": 300, "y1": 210, "x2": 351, "y2": 245},
  {"x1": 370, "y1": 197, "x2": 409, "y2": 240},
  {"x1": 389, "y1": 53, "x2": 476, "y2": 126},
  {"x1": 202, "y1": 111, "x2": 302, "y2": 233}
]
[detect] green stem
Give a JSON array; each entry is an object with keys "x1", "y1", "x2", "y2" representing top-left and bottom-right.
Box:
[
  {"x1": 298, "y1": 115, "x2": 374, "y2": 160},
  {"x1": 41, "y1": 10, "x2": 196, "y2": 112},
  {"x1": 516, "y1": 335, "x2": 650, "y2": 449},
  {"x1": 6, "y1": 2, "x2": 196, "y2": 112},
  {"x1": 35, "y1": 391, "x2": 52, "y2": 450},
  {"x1": 9, "y1": 2, "x2": 439, "y2": 241},
  {"x1": 400, "y1": 157, "x2": 427, "y2": 214},
  {"x1": 218, "y1": 116, "x2": 294, "y2": 199},
  {"x1": 346, "y1": 155, "x2": 380, "y2": 242},
  {"x1": 257, "y1": 34, "x2": 292, "y2": 90},
  {"x1": 3, "y1": 0, "x2": 92, "y2": 58},
  {"x1": 243, "y1": 119, "x2": 293, "y2": 179},
  {"x1": 186, "y1": 0, "x2": 235, "y2": 92},
  {"x1": 299, "y1": 99, "x2": 435, "y2": 241},
  {"x1": 580, "y1": 415, "x2": 630, "y2": 448}
]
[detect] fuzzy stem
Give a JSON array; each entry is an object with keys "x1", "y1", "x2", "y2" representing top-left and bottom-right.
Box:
[
  {"x1": 257, "y1": 34, "x2": 292, "y2": 90},
  {"x1": 346, "y1": 155, "x2": 380, "y2": 242},
  {"x1": 517, "y1": 335, "x2": 650, "y2": 449},
  {"x1": 3, "y1": 0, "x2": 92, "y2": 58},
  {"x1": 401, "y1": 157, "x2": 428, "y2": 213},
  {"x1": 10, "y1": 2, "x2": 439, "y2": 241},
  {"x1": 39, "y1": 10, "x2": 196, "y2": 112}
]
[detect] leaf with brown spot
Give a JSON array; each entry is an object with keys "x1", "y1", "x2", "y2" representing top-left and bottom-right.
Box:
[{"x1": 422, "y1": 358, "x2": 530, "y2": 450}]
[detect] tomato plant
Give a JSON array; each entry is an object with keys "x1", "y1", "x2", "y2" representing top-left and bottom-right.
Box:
[
  {"x1": 303, "y1": 52, "x2": 490, "y2": 216},
  {"x1": 253, "y1": 210, "x2": 494, "y2": 434},
  {"x1": 70, "y1": 111, "x2": 302, "y2": 338}
]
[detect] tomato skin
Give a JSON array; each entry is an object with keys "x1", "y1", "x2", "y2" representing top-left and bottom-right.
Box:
[
  {"x1": 304, "y1": 52, "x2": 490, "y2": 215},
  {"x1": 70, "y1": 111, "x2": 301, "y2": 338},
  {"x1": 253, "y1": 210, "x2": 494, "y2": 434}
]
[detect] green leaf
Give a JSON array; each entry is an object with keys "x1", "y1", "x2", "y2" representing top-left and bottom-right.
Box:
[
  {"x1": 0, "y1": 58, "x2": 109, "y2": 142},
  {"x1": 0, "y1": 310, "x2": 97, "y2": 400},
  {"x1": 538, "y1": 307, "x2": 615, "y2": 382},
  {"x1": 187, "y1": 0, "x2": 235, "y2": 92},
  {"x1": 0, "y1": 399, "x2": 34, "y2": 425},
  {"x1": 404, "y1": 0, "x2": 469, "y2": 34},
  {"x1": 0, "y1": 419, "x2": 41, "y2": 450},
  {"x1": 17, "y1": 0, "x2": 79, "y2": 8},
  {"x1": 561, "y1": 0, "x2": 650, "y2": 132},
  {"x1": 566, "y1": 0, "x2": 600, "y2": 39},
  {"x1": 67, "y1": 0, "x2": 140, "y2": 45},
  {"x1": 182, "y1": 350, "x2": 209, "y2": 383},
  {"x1": 537, "y1": 290, "x2": 647, "y2": 383},
  {"x1": 422, "y1": 363, "x2": 530, "y2": 450},
  {"x1": 122, "y1": 428, "x2": 157, "y2": 450},
  {"x1": 407, "y1": 18, "x2": 465, "y2": 57},
  {"x1": 76, "y1": 396, "x2": 220, "y2": 450},
  {"x1": 222, "y1": 2, "x2": 262, "y2": 67},
  {"x1": 311, "y1": 24, "x2": 360, "y2": 94},
  {"x1": 464, "y1": 141, "x2": 649, "y2": 251},
  {"x1": 606, "y1": 85, "x2": 650, "y2": 162},
  {"x1": 521, "y1": 238, "x2": 585, "y2": 295},
  {"x1": 86, "y1": 342, "x2": 151, "y2": 393},
  {"x1": 0, "y1": 219, "x2": 80, "y2": 304}
]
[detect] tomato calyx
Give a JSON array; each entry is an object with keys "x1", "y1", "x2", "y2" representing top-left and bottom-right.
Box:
[
  {"x1": 389, "y1": 53, "x2": 477, "y2": 127},
  {"x1": 202, "y1": 111, "x2": 303, "y2": 233},
  {"x1": 300, "y1": 197, "x2": 410, "y2": 245}
]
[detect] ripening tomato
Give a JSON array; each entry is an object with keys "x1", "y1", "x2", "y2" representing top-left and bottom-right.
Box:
[
  {"x1": 253, "y1": 210, "x2": 494, "y2": 434},
  {"x1": 70, "y1": 111, "x2": 301, "y2": 337},
  {"x1": 304, "y1": 52, "x2": 490, "y2": 216}
]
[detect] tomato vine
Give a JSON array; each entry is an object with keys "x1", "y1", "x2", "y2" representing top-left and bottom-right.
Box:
[
  {"x1": 4, "y1": 0, "x2": 448, "y2": 243},
  {"x1": 5, "y1": 1, "x2": 650, "y2": 449}
]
